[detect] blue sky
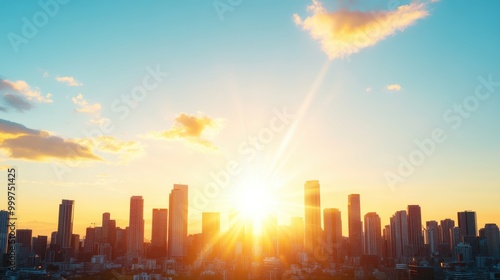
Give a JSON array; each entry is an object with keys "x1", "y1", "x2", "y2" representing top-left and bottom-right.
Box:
[{"x1": 1, "y1": 0, "x2": 499, "y2": 238}]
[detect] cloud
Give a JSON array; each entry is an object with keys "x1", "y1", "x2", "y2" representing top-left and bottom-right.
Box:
[
  {"x1": 56, "y1": 76, "x2": 83, "y2": 87},
  {"x1": 365, "y1": 87, "x2": 372, "y2": 93},
  {"x1": 0, "y1": 118, "x2": 102, "y2": 161},
  {"x1": 294, "y1": 0, "x2": 430, "y2": 59},
  {"x1": 146, "y1": 113, "x2": 223, "y2": 150},
  {"x1": 386, "y1": 83, "x2": 402, "y2": 91},
  {"x1": 82, "y1": 136, "x2": 144, "y2": 162},
  {"x1": 72, "y1": 94, "x2": 101, "y2": 115},
  {"x1": 2, "y1": 93, "x2": 33, "y2": 112},
  {"x1": 0, "y1": 79, "x2": 52, "y2": 112}
]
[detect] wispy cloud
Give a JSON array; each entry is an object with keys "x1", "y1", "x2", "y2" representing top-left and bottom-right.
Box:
[
  {"x1": 0, "y1": 79, "x2": 52, "y2": 112},
  {"x1": 0, "y1": 118, "x2": 102, "y2": 161},
  {"x1": 294, "y1": 0, "x2": 431, "y2": 59},
  {"x1": 80, "y1": 136, "x2": 144, "y2": 163},
  {"x1": 56, "y1": 76, "x2": 83, "y2": 87},
  {"x1": 146, "y1": 113, "x2": 223, "y2": 151},
  {"x1": 72, "y1": 94, "x2": 101, "y2": 115},
  {"x1": 386, "y1": 83, "x2": 402, "y2": 91}
]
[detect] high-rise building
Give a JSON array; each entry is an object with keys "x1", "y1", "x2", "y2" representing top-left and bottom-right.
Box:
[
  {"x1": 151, "y1": 209, "x2": 168, "y2": 258},
  {"x1": 364, "y1": 212, "x2": 381, "y2": 257},
  {"x1": 483, "y1": 224, "x2": 500, "y2": 259},
  {"x1": 127, "y1": 196, "x2": 144, "y2": 257},
  {"x1": 290, "y1": 217, "x2": 304, "y2": 260},
  {"x1": 390, "y1": 210, "x2": 409, "y2": 260},
  {"x1": 16, "y1": 229, "x2": 32, "y2": 247},
  {"x1": 0, "y1": 210, "x2": 9, "y2": 254},
  {"x1": 407, "y1": 205, "x2": 423, "y2": 257},
  {"x1": 33, "y1": 235, "x2": 48, "y2": 261},
  {"x1": 56, "y1": 199, "x2": 74, "y2": 249},
  {"x1": 84, "y1": 227, "x2": 96, "y2": 253},
  {"x1": 425, "y1": 221, "x2": 439, "y2": 255},
  {"x1": 202, "y1": 212, "x2": 221, "y2": 259},
  {"x1": 304, "y1": 180, "x2": 321, "y2": 254},
  {"x1": 324, "y1": 208, "x2": 342, "y2": 256},
  {"x1": 457, "y1": 211, "x2": 477, "y2": 239},
  {"x1": 102, "y1": 212, "x2": 110, "y2": 244},
  {"x1": 168, "y1": 184, "x2": 188, "y2": 259},
  {"x1": 348, "y1": 194, "x2": 362, "y2": 257}
]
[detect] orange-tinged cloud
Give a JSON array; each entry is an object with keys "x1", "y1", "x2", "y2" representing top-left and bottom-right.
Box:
[
  {"x1": 294, "y1": 0, "x2": 430, "y2": 59},
  {"x1": 0, "y1": 119, "x2": 102, "y2": 161},
  {"x1": 386, "y1": 83, "x2": 402, "y2": 91},
  {"x1": 72, "y1": 94, "x2": 102, "y2": 115},
  {"x1": 147, "y1": 113, "x2": 223, "y2": 150},
  {"x1": 56, "y1": 76, "x2": 83, "y2": 87},
  {"x1": 0, "y1": 79, "x2": 52, "y2": 112}
]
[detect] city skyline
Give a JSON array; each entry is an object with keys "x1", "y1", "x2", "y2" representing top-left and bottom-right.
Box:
[{"x1": 1, "y1": 0, "x2": 500, "y2": 251}]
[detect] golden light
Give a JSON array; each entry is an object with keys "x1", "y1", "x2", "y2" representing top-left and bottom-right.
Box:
[{"x1": 234, "y1": 179, "x2": 276, "y2": 227}]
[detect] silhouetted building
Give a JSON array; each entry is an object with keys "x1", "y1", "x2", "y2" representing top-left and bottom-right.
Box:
[
  {"x1": 483, "y1": 224, "x2": 500, "y2": 259},
  {"x1": 390, "y1": 210, "x2": 409, "y2": 261},
  {"x1": 56, "y1": 199, "x2": 74, "y2": 249},
  {"x1": 32, "y1": 235, "x2": 47, "y2": 262},
  {"x1": 425, "y1": 220, "x2": 439, "y2": 255},
  {"x1": 16, "y1": 229, "x2": 32, "y2": 268},
  {"x1": 457, "y1": 211, "x2": 477, "y2": 240},
  {"x1": 407, "y1": 205, "x2": 423, "y2": 257},
  {"x1": 439, "y1": 218, "x2": 455, "y2": 256},
  {"x1": 151, "y1": 208, "x2": 168, "y2": 258},
  {"x1": 304, "y1": 180, "x2": 321, "y2": 255},
  {"x1": 262, "y1": 213, "x2": 278, "y2": 257},
  {"x1": 102, "y1": 212, "x2": 110, "y2": 244},
  {"x1": 290, "y1": 217, "x2": 304, "y2": 262},
  {"x1": 348, "y1": 194, "x2": 362, "y2": 257},
  {"x1": 324, "y1": 208, "x2": 342, "y2": 262},
  {"x1": 127, "y1": 196, "x2": 144, "y2": 258},
  {"x1": 168, "y1": 184, "x2": 188, "y2": 259},
  {"x1": 364, "y1": 212, "x2": 382, "y2": 257},
  {"x1": 202, "y1": 212, "x2": 220, "y2": 259}
]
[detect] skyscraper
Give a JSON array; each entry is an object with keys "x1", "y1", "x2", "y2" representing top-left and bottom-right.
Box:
[
  {"x1": 127, "y1": 196, "x2": 144, "y2": 257},
  {"x1": 407, "y1": 205, "x2": 423, "y2": 257},
  {"x1": 33, "y1": 235, "x2": 48, "y2": 261},
  {"x1": 390, "y1": 210, "x2": 409, "y2": 260},
  {"x1": 56, "y1": 199, "x2": 74, "y2": 249},
  {"x1": 168, "y1": 184, "x2": 188, "y2": 259},
  {"x1": 0, "y1": 210, "x2": 8, "y2": 254},
  {"x1": 151, "y1": 208, "x2": 168, "y2": 258},
  {"x1": 261, "y1": 213, "x2": 278, "y2": 257},
  {"x1": 425, "y1": 220, "x2": 439, "y2": 255},
  {"x1": 102, "y1": 212, "x2": 110, "y2": 244},
  {"x1": 324, "y1": 208, "x2": 342, "y2": 254},
  {"x1": 483, "y1": 224, "x2": 500, "y2": 259},
  {"x1": 457, "y1": 211, "x2": 477, "y2": 239},
  {"x1": 348, "y1": 194, "x2": 362, "y2": 257},
  {"x1": 304, "y1": 180, "x2": 321, "y2": 254},
  {"x1": 202, "y1": 212, "x2": 221, "y2": 259},
  {"x1": 364, "y1": 212, "x2": 381, "y2": 256}
]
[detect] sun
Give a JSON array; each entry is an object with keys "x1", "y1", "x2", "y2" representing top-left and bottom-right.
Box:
[{"x1": 234, "y1": 181, "x2": 275, "y2": 225}]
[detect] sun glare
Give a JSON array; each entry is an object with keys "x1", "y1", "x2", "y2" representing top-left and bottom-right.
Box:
[{"x1": 235, "y1": 183, "x2": 275, "y2": 225}]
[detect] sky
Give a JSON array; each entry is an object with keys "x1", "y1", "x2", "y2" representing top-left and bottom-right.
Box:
[{"x1": 1, "y1": 0, "x2": 500, "y2": 241}]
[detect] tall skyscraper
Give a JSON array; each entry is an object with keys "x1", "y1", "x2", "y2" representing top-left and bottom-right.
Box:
[
  {"x1": 0, "y1": 210, "x2": 8, "y2": 254},
  {"x1": 304, "y1": 180, "x2": 321, "y2": 254},
  {"x1": 483, "y1": 224, "x2": 500, "y2": 259},
  {"x1": 407, "y1": 205, "x2": 423, "y2": 257},
  {"x1": 390, "y1": 210, "x2": 409, "y2": 260},
  {"x1": 127, "y1": 196, "x2": 144, "y2": 257},
  {"x1": 202, "y1": 212, "x2": 221, "y2": 259},
  {"x1": 457, "y1": 211, "x2": 477, "y2": 239},
  {"x1": 348, "y1": 194, "x2": 362, "y2": 257},
  {"x1": 324, "y1": 208, "x2": 342, "y2": 255},
  {"x1": 102, "y1": 212, "x2": 110, "y2": 244},
  {"x1": 56, "y1": 199, "x2": 74, "y2": 249},
  {"x1": 425, "y1": 220, "x2": 439, "y2": 255},
  {"x1": 33, "y1": 235, "x2": 48, "y2": 261},
  {"x1": 84, "y1": 227, "x2": 96, "y2": 253},
  {"x1": 168, "y1": 184, "x2": 188, "y2": 259},
  {"x1": 151, "y1": 209, "x2": 168, "y2": 258},
  {"x1": 364, "y1": 212, "x2": 381, "y2": 256},
  {"x1": 290, "y1": 217, "x2": 304, "y2": 258}
]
